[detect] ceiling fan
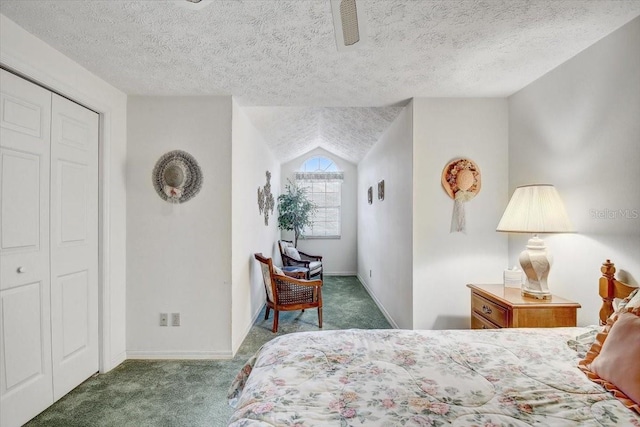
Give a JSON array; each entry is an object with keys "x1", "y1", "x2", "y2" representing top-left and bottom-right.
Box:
[
  {"x1": 182, "y1": 0, "x2": 364, "y2": 50},
  {"x1": 179, "y1": 0, "x2": 213, "y2": 10}
]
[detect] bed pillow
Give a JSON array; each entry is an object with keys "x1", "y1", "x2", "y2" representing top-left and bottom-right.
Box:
[
  {"x1": 624, "y1": 288, "x2": 640, "y2": 309},
  {"x1": 579, "y1": 307, "x2": 640, "y2": 413},
  {"x1": 566, "y1": 326, "x2": 600, "y2": 358},
  {"x1": 285, "y1": 247, "x2": 301, "y2": 261},
  {"x1": 608, "y1": 288, "x2": 638, "y2": 323},
  {"x1": 615, "y1": 288, "x2": 639, "y2": 313}
]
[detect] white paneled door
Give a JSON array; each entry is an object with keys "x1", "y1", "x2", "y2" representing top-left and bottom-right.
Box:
[
  {"x1": 0, "y1": 68, "x2": 54, "y2": 427},
  {"x1": 0, "y1": 69, "x2": 99, "y2": 427},
  {"x1": 50, "y1": 93, "x2": 99, "y2": 401}
]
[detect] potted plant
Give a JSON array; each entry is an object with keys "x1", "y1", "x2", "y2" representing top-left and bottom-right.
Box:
[{"x1": 277, "y1": 179, "x2": 316, "y2": 247}]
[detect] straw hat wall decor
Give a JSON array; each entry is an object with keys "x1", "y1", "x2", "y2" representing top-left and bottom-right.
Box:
[
  {"x1": 152, "y1": 150, "x2": 203, "y2": 204},
  {"x1": 441, "y1": 158, "x2": 481, "y2": 233}
]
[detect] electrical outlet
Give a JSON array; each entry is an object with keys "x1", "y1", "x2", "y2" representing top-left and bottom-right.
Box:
[
  {"x1": 171, "y1": 312, "x2": 180, "y2": 326},
  {"x1": 160, "y1": 313, "x2": 168, "y2": 326}
]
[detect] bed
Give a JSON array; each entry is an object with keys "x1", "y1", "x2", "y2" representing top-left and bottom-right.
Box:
[{"x1": 228, "y1": 260, "x2": 640, "y2": 426}]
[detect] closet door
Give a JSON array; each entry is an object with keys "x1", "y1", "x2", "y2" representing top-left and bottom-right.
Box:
[
  {"x1": 50, "y1": 94, "x2": 99, "y2": 400},
  {"x1": 0, "y1": 69, "x2": 54, "y2": 427}
]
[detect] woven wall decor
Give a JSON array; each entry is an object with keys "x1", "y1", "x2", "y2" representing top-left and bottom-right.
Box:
[
  {"x1": 152, "y1": 150, "x2": 203, "y2": 203},
  {"x1": 258, "y1": 170, "x2": 275, "y2": 225}
]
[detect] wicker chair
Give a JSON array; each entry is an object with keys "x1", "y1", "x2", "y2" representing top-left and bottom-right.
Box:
[
  {"x1": 254, "y1": 253, "x2": 323, "y2": 333},
  {"x1": 278, "y1": 240, "x2": 323, "y2": 280}
]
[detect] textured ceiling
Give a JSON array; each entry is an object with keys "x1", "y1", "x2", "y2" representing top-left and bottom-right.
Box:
[
  {"x1": 2, "y1": 0, "x2": 639, "y2": 162},
  {"x1": 243, "y1": 106, "x2": 405, "y2": 163}
]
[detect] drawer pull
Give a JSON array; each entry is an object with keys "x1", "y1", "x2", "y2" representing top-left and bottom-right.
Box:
[
  {"x1": 17, "y1": 266, "x2": 26, "y2": 274},
  {"x1": 482, "y1": 305, "x2": 492, "y2": 315},
  {"x1": 481, "y1": 325, "x2": 488, "y2": 329}
]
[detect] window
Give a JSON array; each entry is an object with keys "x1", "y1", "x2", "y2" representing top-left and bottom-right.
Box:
[{"x1": 296, "y1": 156, "x2": 343, "y2": 238}]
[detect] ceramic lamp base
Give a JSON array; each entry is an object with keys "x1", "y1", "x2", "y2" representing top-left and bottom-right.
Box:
[
  {"x1": 519, "y1": 234, "x2": 553, "y2": 300},
  {"x1": 521, "y1": 288, "x2": 552, "y2": 300}
]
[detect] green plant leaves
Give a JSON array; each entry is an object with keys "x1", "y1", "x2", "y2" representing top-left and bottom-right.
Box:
[{"x1": 277, "y1": 179, "x2": 317, "y2": 246}]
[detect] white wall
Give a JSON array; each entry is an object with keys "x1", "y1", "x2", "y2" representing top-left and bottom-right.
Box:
[
  {"x1": 413, "y1": 98, "x2": 509, "y2": 329},
  {"x1": 231, "y1": 101, "x2": 280, "y2": 353},
  {"x1": 127, "y1": 96, "x2": 233, "y2": 358},
  {"x1": 358, "y1": 104, "x2": 414, "y2": 328},
  {"x1": 508, "y1": 17, "x2": 640, "y2": 325},
  {"x1": 0, "y1": 14, "x2": 128, "y2": 372},
  {"x1": 280, "y1": 147, "x2": 358, "y2": 275}
]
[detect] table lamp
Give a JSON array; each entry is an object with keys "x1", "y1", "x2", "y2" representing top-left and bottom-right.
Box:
[{"x1": 496, "y1": 184, "x2": 574, "y2": 299}]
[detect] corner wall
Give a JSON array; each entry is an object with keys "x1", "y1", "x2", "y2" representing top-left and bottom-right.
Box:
[
  {"x1": 231, "y1": 101, "x2": 281, "y2": 353},
  {"x1": 280, "y1": 147, "x2": 358, "y2": 275},
  {"x1": 357, "y1": 103, "x2": 413, "y2": 329},
  {"x1": 126, "y1": 96, "x2": 233, "y2": 358},
  {"x1": 412, "y1": 98, "x2": 509, "y2": 329},
  {"x1": 508, "y1": 17, "x2": 640, "y2": 325},
  {"x1": 0, "y1": 14, "x2": 128, "y2": 371}
]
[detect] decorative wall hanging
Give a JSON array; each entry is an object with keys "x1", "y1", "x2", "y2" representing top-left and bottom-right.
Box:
[
  {"x1": 367, "y1": 186, "x2": 373, "y2": 205},
  {"x1": 378, "y1": 180, "x2": 385, "y2": 201},
  {"x1": 152, "y1": 150, "x2": 203, "y2": 204},
  {"x1": 442, "y1": 158, "x2": 481, "y2": 233},
  {"x1": 258, "y1": 171, "x2": 275, "y2": 226}
]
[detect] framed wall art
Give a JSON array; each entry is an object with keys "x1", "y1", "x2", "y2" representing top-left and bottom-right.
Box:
[{"x1": 377, "y1": 180, "x2": 385, "y2": 201}]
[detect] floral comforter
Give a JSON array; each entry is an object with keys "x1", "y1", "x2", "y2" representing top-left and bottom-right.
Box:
[{"x1": 228, "y1": 328, "x2": 640, "y2": 426}]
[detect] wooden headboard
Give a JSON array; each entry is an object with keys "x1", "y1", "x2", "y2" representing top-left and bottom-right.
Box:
[{"x1": 599, "y1": 259, "x2": 637, "y2": 325}]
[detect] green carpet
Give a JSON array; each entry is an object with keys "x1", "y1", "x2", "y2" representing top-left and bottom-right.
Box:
[{"x1": 25, "y1": 276, "x2": 391, "y2": 427}]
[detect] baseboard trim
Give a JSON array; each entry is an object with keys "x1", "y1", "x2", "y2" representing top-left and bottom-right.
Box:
[
  {"x1": 324, "y1": 271, "x2": 357, "y2": 276},
  {"x1": 126, "y1": 350, "x2": 233, "y2": 360},
  {"x1": 232, "y1": 303, "x2": 264, "y2": 356},
  {"x1": 356, "y1": 274, "x2": 399, "y2": 329},
  {"x1": 109, "y1": 351, "x2": 127, "y2": 371},
  {"x1": 124, "y1": 276, "x2": 394, "y2": 360}
]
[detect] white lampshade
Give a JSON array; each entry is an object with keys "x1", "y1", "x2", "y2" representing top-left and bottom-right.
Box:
[
  {"x1": 497, "y1": 184, "x2": 574, "y2": 299},
  {"x1": 497, "y1": 184, "x2": 574, "y2": 233}
]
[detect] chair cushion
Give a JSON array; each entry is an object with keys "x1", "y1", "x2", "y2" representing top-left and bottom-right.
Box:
[
  {"x1": 273, "y1": 265, "x2": 285, "y2": 276},
  {"x1": 285, "y1": 247, "x2": 301, "y2": 261},
  {"x1": 309, "y1": 261, "x2": 322, "y2": 277},
  {"x1": 309, "y1": 261, "x2": 322, "y2": 271}
]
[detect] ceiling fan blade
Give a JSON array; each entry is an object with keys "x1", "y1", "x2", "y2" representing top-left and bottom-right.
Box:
[{"x1": 340, "y1": 0, "x2": 360, "y2": 46}]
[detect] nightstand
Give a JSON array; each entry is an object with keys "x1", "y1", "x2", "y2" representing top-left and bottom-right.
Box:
[{"x1": 467, "y1": 284, "x2": 581, "y2": 329}]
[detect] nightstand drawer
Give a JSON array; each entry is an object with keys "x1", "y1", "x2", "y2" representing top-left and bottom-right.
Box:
[
  {"x1": 467, "y1": 284, "x2": 581, "y2": 329},
  {"x1": 471, "y1": 294, "x2": 508, "y2": 327},
  {"x1": 471, "y1": 312, "x2": 501, "y2": 329}
]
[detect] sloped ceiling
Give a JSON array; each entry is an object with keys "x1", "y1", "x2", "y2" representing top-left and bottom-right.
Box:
[
  {"x1": 2, "y1": 0, "x2": 639, "y2": 162},
  {"x1": 243, "y1": 106, "x2": 406, "y2": 163}
]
